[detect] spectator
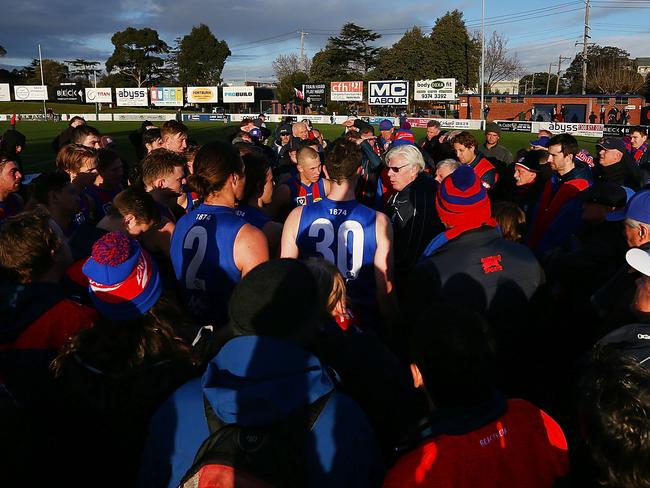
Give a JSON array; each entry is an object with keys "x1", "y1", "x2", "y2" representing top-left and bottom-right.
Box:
[
  {"x1": 379, "y1": 119, "x2": 395, "y2": 152},
  {"x1": 492, "y1": 201, "x2": 526, "y2": 243},
  {"x1": 594, "y1": 137, "x2": 642, "y2": 190},
  {"x1": 480, "y1": 122, "x2": 513, "y2": 165},
  {"x1": 0, "y1": 152, "x2": 23, "y2": 222},
  {"x1": 384, "y1": 304, "x2": 569, "y2": 488},
  {"x1": 434, "y1": 158, "x2": 460, "y2": 183},
  {"x1": 452, "y1": 131, "x2": 498, "y2": 190},
  {"x1": 513, "y1": 149, "x2": 548, "y2": 222},
  {"x1": 0, "y1": 130, "x2": 26, "y2": 173},
  {"x1": 528, "y1": 134, "x2": 592, "y2": 255},
  {"x1": 70, "y1": 125, "x2": 101, "y2": 149},
  {"x1": 138, "y1": 259, "x2": 384, "y2": 488},
  {"x1": 50, "y1": 232, "x2": 196, "y2": 486},
  {"x1": 385, "y1": 145, "x2": 443, "y2": 277},
  {"x1": 629, "y1": 126, "x2": 650, "y2": 182},
  {"x1": 161, "y1": 120, "x2": 188, "y2": 153},
  {"x1": 0, "y1": 210, "x2": 97, "y2": 408},
  {"x1": 419, "y1": 120, "x2": 455, "y2": 163}
]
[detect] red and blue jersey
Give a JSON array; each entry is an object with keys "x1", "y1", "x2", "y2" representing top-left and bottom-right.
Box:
[
  {"x1": 469, "y1": 155, "x2": 498, "y2": 190},
  {"x1": 182, "y1": 189, "x2": 201, "y2": 214},
  {"x1": 296, "y1": 198, "x2": 377, "y2": 311},
  {"x1": 0, "y1": 193, "x2": 22, "y2": 222},
  {"x1": 288, "y1": 176, "x2": 326, "y2": 208},
  {"x1": 83, "y1": 184, "x2": 123, "y2": 222},
  {"x1": 170, "y1": 204, "x2": 245, "y2": 326}
]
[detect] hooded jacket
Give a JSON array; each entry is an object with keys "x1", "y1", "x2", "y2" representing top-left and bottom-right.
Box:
[
  {"x1": 138, "y1": 335, "x2": 383, "y2": 488},
  {"x1": 0, "y1": 282, "x2": 96, "y2": 406}
]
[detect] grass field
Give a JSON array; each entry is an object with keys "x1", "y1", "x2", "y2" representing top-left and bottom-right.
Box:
[{"x1": 0, "y1": 120, "x2": 602, "y2": 175}]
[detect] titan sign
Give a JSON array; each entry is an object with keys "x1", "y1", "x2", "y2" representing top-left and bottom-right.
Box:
[
  {"x1": 187, "y1": 86, "x2": 219, "y2": 103},
  {"x1": 330, "y1": 81, "x2": 363, "y2": 101},
  {"x1": 368, "y1": 81, "x2": 409, "y2": 105},
  {"x1": 116, "y1": 88, "x2": 148, "y2": 107},
  {"x1": 85, "y1": 88, "x2": 113, "y2": 104}
]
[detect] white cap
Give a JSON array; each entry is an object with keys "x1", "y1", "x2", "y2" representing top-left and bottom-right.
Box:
[{"x1": 626, "y1": 248, "x2": 650, "y2": 277}]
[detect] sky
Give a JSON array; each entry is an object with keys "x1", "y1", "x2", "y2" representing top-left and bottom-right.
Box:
[{"x1": 0, "y1": 0, "x2": 648, "y2": 83}]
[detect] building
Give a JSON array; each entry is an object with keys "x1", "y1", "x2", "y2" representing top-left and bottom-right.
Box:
[
  {"x1": 490, "y1": 80, "x2": 519, "y2": 95},
  {"x1": 636, "y1": 57, "x2": 650, "y2": 77},
  {"x1": 459, "y1": 94, "x2": 646, "y2": 124}
]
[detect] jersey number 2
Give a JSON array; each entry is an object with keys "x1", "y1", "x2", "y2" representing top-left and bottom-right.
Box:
[
  {"x1": 308, "y1": 218, "x2": 364, "y2": 280},
  {"x1": 184, "y1": 226, "x2": 208, "y2": 291}
]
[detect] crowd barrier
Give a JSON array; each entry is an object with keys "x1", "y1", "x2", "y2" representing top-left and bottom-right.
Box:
[{"x1": 2, "y1": 112, "x2": 647, "y2": 139}]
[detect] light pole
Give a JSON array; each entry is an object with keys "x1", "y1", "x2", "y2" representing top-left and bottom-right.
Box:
[
  {"x1": 38, "y1": 44, "x2": 47, "y2": 119},
  {"x1": 481, "y1": 0, "x2": 485, "y2": 120}
]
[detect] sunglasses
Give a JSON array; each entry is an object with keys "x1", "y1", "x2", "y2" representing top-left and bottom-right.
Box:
[{"x1": 387, "y1": 164, "x2": 410, "y2": 173}]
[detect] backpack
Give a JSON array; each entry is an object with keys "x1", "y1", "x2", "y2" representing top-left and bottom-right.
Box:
[{"x1": 179, "y1": 392, "x2": 332, "y2": 488}]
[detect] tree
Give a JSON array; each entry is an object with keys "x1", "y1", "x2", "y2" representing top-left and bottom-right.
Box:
[
  {"x1": 65, "y1": 59, "x2": 101, "y2": 86},
  {"x1": 106, "y1": 27, "x2": 169, "y2": 87},
  {"x1": 518, "y1": 72, "x2": 561, "y2": 94},
  {"x1": 483, "y1": 31, "x2": 523, "y2": 92},
  {"x1": 0, "y1": 46, "x2": 6, "y2": 57},
  {"x1": 176, "y1": 24, "x2": 230, "y2": 85},
  {"x1": 430, "y1": 10, "x2": 481, "y2": 91},
  {"x1": 272, "y1": 53, "x2": 310, "y2": 82},
  {"x1": 309, "y1": 46, "x2": 350, "y2": 82},
  {"x1": 327, "y1": 23, "x2": 382, "y2": 76},
  {"x1": 590, "y1": 58, "x2": 645, "y2": 95},
  {"x1": 276, "y1": 71, "x2": 309, "y2": 104},
  {"x1": 22, "y1": 59, "x2": 69, "y2": 86},
  {"x1": 374, "y1": 27, "x2": 438, "y2": 81},
  {"x1": 564, "y1": 45, "x2": 639, "y2": 94}
]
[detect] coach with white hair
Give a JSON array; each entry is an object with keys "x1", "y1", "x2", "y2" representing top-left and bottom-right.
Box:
[{"x1": 385, "y1": 144, "x2": 443, "y2": 279}]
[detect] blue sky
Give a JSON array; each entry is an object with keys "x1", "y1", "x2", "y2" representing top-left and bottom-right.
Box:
[{"x1": 0, "y1": 0, "x2": 648, "y2": 83}]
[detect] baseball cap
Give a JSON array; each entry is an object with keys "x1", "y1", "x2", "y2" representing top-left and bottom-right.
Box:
[
  {"x1": 515, "y1": 150, "x2": 545, "y2": 173},
  {"x1": 278, "y1": 124, "x2": 291, "y2": 136},
  {"x1": 530, "y1": 136, "x2": 550, "y2": 148},
  {"x1": 622, "y1": 190, "x2": 650, "y2": 225},
  {"x1": 596, "y1": 322, "x2": 650, "y2": 369},
  {"x1": 626, "y1": 247, "x2": 650, "y2": 277},
  {"x1": 379, "y1": 119, "x2": 394, "y2": 131},
  {"x1": 82, "y1": 232, "x2": 162, "y2": 320},
  {"x1": 579, "y1": 181, "x2": 631, "y2": 207},
  {"x1": 605, "y1": 186, "x2": 636, "y2": 221},
  {"x1": 597, "y1": 137, "x2": 627, "y2": 153}
]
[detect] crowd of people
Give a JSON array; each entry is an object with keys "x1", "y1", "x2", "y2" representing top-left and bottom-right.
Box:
[{"x1": 1, "y1": 111, "x2": 650, "y2": 487}]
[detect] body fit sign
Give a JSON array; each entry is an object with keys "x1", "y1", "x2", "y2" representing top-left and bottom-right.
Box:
[{"x1": 368, "y1": 81, "x2": 409, "y2": 105}]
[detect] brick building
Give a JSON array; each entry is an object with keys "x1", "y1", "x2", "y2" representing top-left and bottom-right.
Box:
[{"x1": 458, "y1": 94, "x2": 646, "y2": 125}]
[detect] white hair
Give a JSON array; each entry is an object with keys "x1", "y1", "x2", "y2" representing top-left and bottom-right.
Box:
[
  {"x1": 385, "y1": 145, "x2": 425, "y2": 172},
  {"x1": 436, "y1": 159, "x2": 460, "y2": 172}
]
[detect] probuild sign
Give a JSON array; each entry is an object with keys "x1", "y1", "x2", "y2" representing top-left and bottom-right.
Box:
[
  {"x1": 116, "y1": 87, "x2": 148, "y2": 107},
  {"x1": 222, "y1": 86, "x2": 254, "y2": 103},
  {"x1": 368, "y1": 80, "x2": 409, "y2": 105}
]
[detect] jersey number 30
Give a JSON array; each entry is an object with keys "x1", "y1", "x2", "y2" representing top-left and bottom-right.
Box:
[{"x1": 308, "y1": 218, "x2": 364, "y2": 280}]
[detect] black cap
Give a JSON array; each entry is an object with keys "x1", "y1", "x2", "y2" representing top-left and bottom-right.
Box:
[
  {"x1": 228, "y1": 259, "x2": 318, "y2": 338},
  {"x1": 597, "y1": 323, "x2": 650, "y2": 370},
  {"x1": 515, "y1": 150, "x2": 545, "y2": 173},
  {"x1": 597, "y1": 137, "x2": 627, "y2": 153},
  {"x1": 579, "y1": 181, "x2": 629, "y2": 207},
  {"x1": 279, "y1": 124, "x2": 292, "y2": 136}
]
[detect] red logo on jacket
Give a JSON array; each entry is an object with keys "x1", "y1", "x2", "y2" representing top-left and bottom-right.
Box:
[{"x1": 481, "y1": 255, "x2": 503, "y2": 274}]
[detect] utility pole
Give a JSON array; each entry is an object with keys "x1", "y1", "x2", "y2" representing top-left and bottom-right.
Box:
[
  {"x1": 581, "y1": 0, "x2": 591, "y2": 94},
  {"x1": 38, "y1": 44, "x2": 47, "y2": 119},
  {"x1": 480, "y1": 0, "x2": 486, "y2": 121},
  {"x1": 531, "y1": 73, "x2": 536, "y2": 94},
  {"x1": 546, "y1": 63, "x2": 556, "y2": 95},
  {"x1": 556, "y1": 55, "x2": 570, "y2": 95},
  {"x1": 298, "y1": 29, "x2": 309, "y2": 68}
]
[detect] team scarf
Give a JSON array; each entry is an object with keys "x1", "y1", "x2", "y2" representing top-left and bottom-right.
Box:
[{"x1": 632, "y1": 143, "x2": 648, "y2": 163}]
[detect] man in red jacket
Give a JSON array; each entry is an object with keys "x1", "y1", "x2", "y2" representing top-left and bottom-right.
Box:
[
  {"x1": 384, "y1": 304, "x2": 569, "y2": 488},
  {"x1": 452, "y1": 131, "x2": 498, "y2": 190}
]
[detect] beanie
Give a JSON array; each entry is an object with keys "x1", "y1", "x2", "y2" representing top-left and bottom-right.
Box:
[
  {"x1": 436, "y1": 165, "x2": 492, "y2": 229},
  {"x1": 485, "y1": 122, "x2": 501, "y2": 135},
  {"x1": 391, "y1": 130, "x2": 416, "y2": 147},
  {"x1": 228, "y1": 259, "x2": 318, "y2": 338},
  {"x1": 82, "y1": 232, "x2": 162, "y2": 320}
]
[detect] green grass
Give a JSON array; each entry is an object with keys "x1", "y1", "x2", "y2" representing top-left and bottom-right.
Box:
[
  {"x1": 0, "y1": 101, "x2": 178, "y2": 114},
  {"x1": 1, "y1": 120, "x2": 601, "y2": 174}
]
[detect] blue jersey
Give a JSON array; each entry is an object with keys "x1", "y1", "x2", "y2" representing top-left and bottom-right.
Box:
[
  {"x1": 288, "y1": 176, "x2": 326, "y2": 208},
  {"x1": 235, "y1": 205, "x2": 271, "y2": 230},
  {"x1": 296, "y1": 198, "x2": 377, "y2": 308},
  {"x1": 171, "y1": 204, "x2": 245, "y2": 325}
]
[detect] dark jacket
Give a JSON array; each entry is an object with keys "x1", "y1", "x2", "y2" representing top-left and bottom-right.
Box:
[
  {"x1": 592, "y1": 154, "x2": 643, "y2": 190},
  {"x1": 138, "y1": 335, "x2": 383, "y2": 488},
  {"x1": 410, "y1": 226, "x2": 545, "y2": 395},
  {"x1": 419, "y1": 133, "x2": 456, "y2": 164},
  {"x1": 479, "y1": 142, "x2": 514, "y2": 165},
  {"x1": 386, "y1": 173, "x2": 443, "y2": 277}
]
